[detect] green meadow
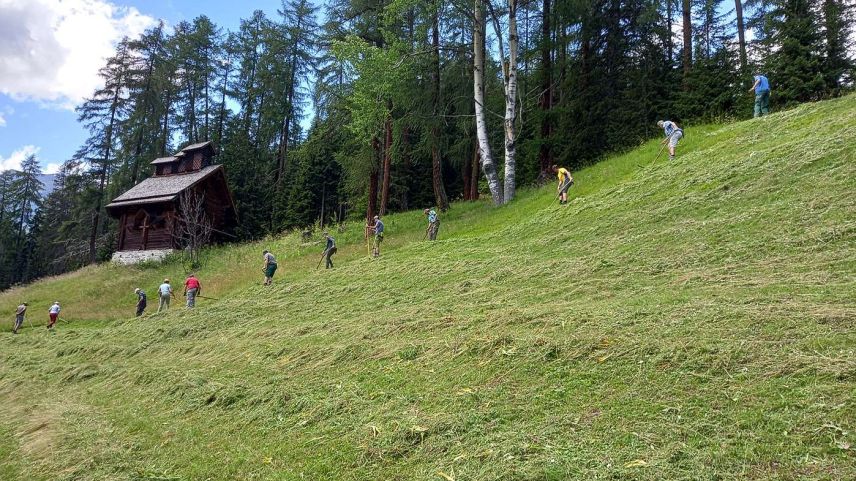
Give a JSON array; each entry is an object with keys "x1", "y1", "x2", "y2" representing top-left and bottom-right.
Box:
[{"x1": 0, "y1": 95, "x2": 853, "y2": 480}]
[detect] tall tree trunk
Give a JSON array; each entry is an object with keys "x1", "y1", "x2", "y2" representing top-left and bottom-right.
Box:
[
  {"x1": 277, "y1": 13, "x2": 303, "y2": 188},
  {"x1": 90, "y1": 66, "x2": 123, "y2": 263},
  {"x1": 132, "y1": 52, "x2": 157, "y2": 184},
  {"x1": 502, "y1": 0, "x2": 519, "y2": 204},
  {"x1": 217, "y1": 62, "x2": 229, "y2": 146},
  {"x1": 462, "y1": 143, "x2": 473, "y2": 200},
  {"x1": 471, "y1": 148, "x2": 480, "y2": 200},
  {"x1": 204, "y1": 46, "x2": 210, "y2": 141},
  {"x1": 367, "y1": 137, "x2": 380, "y2": 221},
  {"x1": 537, "y1": 0, "x2": 553, "y2": 180},
  {"x1": 379, "y1": 115, "x2": 392, "y2": 216},
  {"x1": 734, "y1": 0, "x2": 747, "y2": 72},
  {"x1": 682, "y1": 0, "x2": 692, "y2": 82},
  {"x1": 431, "y1": 8, "x2": 449, "y2": 211},
  {"x1": 131, "y1": 118, "x2": 146, "y2": 184},
  {"x1": 161, "y1": 76, "x2": 172, "y2": 156},
  {"x1": 186, "y1": 58, "x2": 197, "y2": 143},
  {"x1": 400, "y1": 125, "x2": 411, "y2": 210},
  {"x1": 666, "y1": 0, "x2": 673, "y2": 62},
  {"x1": 473, "y1": 0, "x2": 503, "y2": 205}
]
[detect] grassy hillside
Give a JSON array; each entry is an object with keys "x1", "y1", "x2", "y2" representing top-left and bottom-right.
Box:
[{"x1": 1, "y1": 96, "x2": 854, "y2": 480}]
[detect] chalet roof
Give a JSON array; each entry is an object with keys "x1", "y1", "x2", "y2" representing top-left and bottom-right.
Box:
[
  {"x1": 150, "y1": 156, "x2": 178, "y2": 165},
  {"x1": 106, "y1": 195, "x2": 178, "y2": 209},
  {"x1": 149, "y1": 142, "x2": 216, "y2": 165},
  {"x1": 106, "y1": 165, "x2": 222, "y2": 209},
  {"x1": 180, "y1": 141, "x2": 213, "y2": 152}
]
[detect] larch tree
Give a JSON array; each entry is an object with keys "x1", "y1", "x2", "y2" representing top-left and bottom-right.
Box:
[
  {"x1": 430, "y1": 0, "x2": 450, "y2": 211},
  {"x1": 76, "y1": 39, "x2": 132, "y2": 263}
]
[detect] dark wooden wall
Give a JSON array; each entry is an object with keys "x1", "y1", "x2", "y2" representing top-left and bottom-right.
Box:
[{"x1": 117, "y1": 205, "x2": 176, "y2": 251}]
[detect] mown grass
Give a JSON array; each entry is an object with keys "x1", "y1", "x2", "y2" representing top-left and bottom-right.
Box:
[{"x1": 0, "y1": 96, "x2": 854, "y2": 480}]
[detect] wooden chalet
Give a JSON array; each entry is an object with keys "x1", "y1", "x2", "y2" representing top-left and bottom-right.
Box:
[{"x1": 106, "y1": 142, "x2": 236, "y2": 256}]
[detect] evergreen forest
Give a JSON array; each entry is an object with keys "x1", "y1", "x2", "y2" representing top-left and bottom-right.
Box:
[{"x1": 0, "y1": 0, "x2": 852, "y2": 290}]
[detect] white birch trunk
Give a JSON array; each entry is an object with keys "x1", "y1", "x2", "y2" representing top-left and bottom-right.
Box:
[
  {"x1": 502, "y1": 0, "x2": 519, "y2": 204},
  {"x1": 474, "y1": 0, "x2": 503, "y2": 205}
]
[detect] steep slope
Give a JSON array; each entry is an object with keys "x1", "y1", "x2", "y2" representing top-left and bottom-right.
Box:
[{"x1": 1, "y1": 96, "x2": 854, "y2": 480}]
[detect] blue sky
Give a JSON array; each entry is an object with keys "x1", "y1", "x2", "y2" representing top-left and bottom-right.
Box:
[{"x1": 0, "y1": 0, "x2": 291, "y2": 174}]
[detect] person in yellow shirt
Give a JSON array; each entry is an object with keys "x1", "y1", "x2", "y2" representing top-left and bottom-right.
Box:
[{"x1": 552, "y1": 164, "x2": 574, "y2": 204}]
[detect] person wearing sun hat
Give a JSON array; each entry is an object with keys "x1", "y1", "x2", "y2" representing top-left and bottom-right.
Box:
[{"x1": 157, "y1": 279, "x2": 174, "y2": 313}]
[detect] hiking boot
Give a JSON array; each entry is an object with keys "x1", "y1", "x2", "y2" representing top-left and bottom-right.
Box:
[{"x1": 669, "y1": 155, "x2": 675, "y2": 161}]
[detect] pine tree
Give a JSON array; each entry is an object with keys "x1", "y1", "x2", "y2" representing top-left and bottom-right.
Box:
[
  {"x1": 764, "y1": 0, "x2": 826, "y2": 105},
  {"x1": 821, "y1": 0, "x2": 854, "y2": 93}
]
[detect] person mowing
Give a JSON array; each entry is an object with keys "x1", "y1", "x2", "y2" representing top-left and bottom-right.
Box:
[
  {"x1": 369, "y1": 215, "x2": 384, "y2": 258},
  {"x1": 12, "y1": 302, "x2": 27, "y2": 334},
  {"x1": 552, "y1": 165, "x2": 574, "y2": 205},
  {"x1": 263, "y1": 250, "x2": 277, "y2": 285},
  {"x1": 47, "y1": 301, "x2": 61, "y2": 329},
  {"x1": 322, "y1": 232, "x2": 337, "y2": 269},
  {"x1": 749, "y1": 73, "x2": 771, "y2": 118},
  {"x1": 184, "y1": 274, "x2": 201, "y2": 308},
  {"x1": 424, "y1": 208, "x2": 440, "y2": 240},
  {"x1": 657, "y1": 120, "x2": 683, "y2": 161},
  {"x1": 134, "y1": 288, "x2": 147, "y2": 317},
  {"x1": 157, "y1": 279, "x2": 175, "y2": 313}
]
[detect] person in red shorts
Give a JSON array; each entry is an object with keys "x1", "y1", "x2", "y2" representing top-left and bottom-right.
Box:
[{"x1": 47, "y1": 301, "x2": 61, "y2": 329}]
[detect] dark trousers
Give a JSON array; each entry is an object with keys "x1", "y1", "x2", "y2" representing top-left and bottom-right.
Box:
[
  {"x1": 136, "y1": 302, "x2": 146, "y2": 317},
  {"x1": 13, "y1": 315, "x2": 23, "y2": 332},
  {"x1": 325, "y1": 247, "x2": 337, "y2": 269}
]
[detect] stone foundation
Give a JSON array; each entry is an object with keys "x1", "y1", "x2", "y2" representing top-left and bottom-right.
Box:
[{"x1": 111, "y1": 249, "x2": 174, "y2": 265}]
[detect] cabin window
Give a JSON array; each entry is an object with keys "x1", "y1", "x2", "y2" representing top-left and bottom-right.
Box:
[{"x1": 161, "y1": 164, "x2": 173, "y2": 175}]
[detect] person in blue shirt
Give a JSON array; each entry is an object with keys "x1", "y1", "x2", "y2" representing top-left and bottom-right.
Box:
[
  {"x1": 369, "y1": 215, "x2": 384, "y2": 257},
  {"x1": 322, "y1": 232, "x2": 337, "y2": 269},
  {"x1": 749, "y1": 74, "x2": 771, "y2": 117},
  {"x1": 656, "y1": 120, "x2": 683, "y2": 161},
  {"x1": 424, "y1": 208, "x2": 439, "y2": 240}
]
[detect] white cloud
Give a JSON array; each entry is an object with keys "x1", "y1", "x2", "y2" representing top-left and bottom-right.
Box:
[
  {"x1": 0, "y1": 145, "x2": 41, "y2": 172},
  {"x1": 0, "y1": 0, "x2": 156, "y2": 109},
  {"x1": 0, "y1": 112, "x2": 5, "y2": 127},
  {"x1": 43, "y1": 162, "x2": 61, "y2": 174}
]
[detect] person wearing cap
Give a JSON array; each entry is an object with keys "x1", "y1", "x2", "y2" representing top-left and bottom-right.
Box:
[
  {"x1": 157, "y1": 279, "x2": 175, "y2": 313},
  {"x1": 262, "y1": 250, "x2": 277, "y2": 285},
  {"x1": 47, "y1": 301, "x2": 61, "y2": 329},
  {"x1": 424, "y1": 208, "x2": 440, "y2": 240},
  {"x1": 656, "y1": 120, "x2": 683, "y2": 161},
  {"x1": 184, "y1": 273, "x2": 201, "y2": 308},
  {"x1": 12, "y1": 302, "x2": 27, "y2": 334},
  {"x1": 134, "y1": 288, "x2": 147, "y2": 317},
  {"x1": 369, "y1": 215, "x2": 384, "y2": 257},
  {"x1": 322, "y1": 232, "x2": 337, "y2": 269}
]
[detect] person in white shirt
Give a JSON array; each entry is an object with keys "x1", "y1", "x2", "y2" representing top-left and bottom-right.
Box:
[
  {"x1": 157, "y1": 279, "x2": 175, "y2": 313},
  {"x1": 47, "y1": 301, "x2": 61, "y2": 329}
]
